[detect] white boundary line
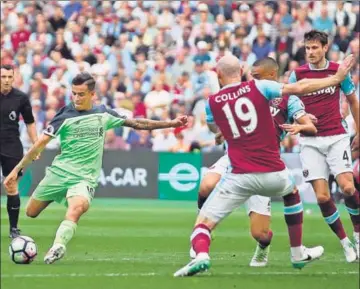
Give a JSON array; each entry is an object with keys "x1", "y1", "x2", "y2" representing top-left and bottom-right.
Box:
[{"x1": 1, "y1": 271, "x2": 358, "y2": 278}]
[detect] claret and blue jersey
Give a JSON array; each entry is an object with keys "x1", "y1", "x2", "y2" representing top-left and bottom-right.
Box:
[
  {"x1": 205, "y1": 79, "x2": 288, "y2": 174},
  {"x1": 206, "y1": 81, "x2": 306, "y2": 144},
  {"x1": 288, "y1": 60, "x2": 356, "y2": 137}
]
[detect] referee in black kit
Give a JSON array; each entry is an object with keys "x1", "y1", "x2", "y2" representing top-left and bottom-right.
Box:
[{"x1": 1, "y1": 65, "x2": 38, "y2": 238}]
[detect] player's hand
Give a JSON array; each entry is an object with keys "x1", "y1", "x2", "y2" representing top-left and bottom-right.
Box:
[
  {"x1": 307, "y1": 113, "x2": 318, "y2": 124},
  {"x1": 3, "y1": 170, "x2": 18, "y2": 191},
  {"x1": 171, "y1": 115, "x2": 188, "y2": 127},
  {"x1": 336, "y1": 54, "x2": 355, "y2": 81},
  {"x1": 215, "y1": 132, "x2": 224, "y2": 145},
  {"x1": 279, "y1": 123, "x2": 303, "y2": 135}
]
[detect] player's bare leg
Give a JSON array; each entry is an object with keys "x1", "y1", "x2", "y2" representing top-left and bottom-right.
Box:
[
  {"x1": 44, "y1": 195, "x2": 89, "y2": 264},
  {"x1": 26, "y1": 197, "x2": 53, "y2": 218},
  {"x1": 197, "y1": 172, "x2": 221, "y2": 212},
  {"x1": 336, "y1": 172, "x2": 359, "y2": 259},
  {"x1": 6, "y1": 178, "x2": 21, "y2": 239},
  {"x1": 311, "y1": 179, "x2": 356, "y2": 262},
  {"x1": 283, "y1": 189, "x2": 324, "y2": 269},
  {"x1": 249, "y1": 212, "x2": 272, "y2": 267}
]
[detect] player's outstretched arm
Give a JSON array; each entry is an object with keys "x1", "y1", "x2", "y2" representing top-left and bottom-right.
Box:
[
  {"x1": 280, "y1": 114, "x2": 318, "y2": 136},
  {"x1": 282, "y1": 54, "x2": 355, "y2": 96},
  {"x1": 3, "y1": 133, "x2": 52, "y2": 190},
  {"x1": 123, "y1": 115, "x2": 188, "y2": 130}
]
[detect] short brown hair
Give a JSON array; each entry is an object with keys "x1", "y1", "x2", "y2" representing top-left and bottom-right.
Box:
[
  {"x1": 0, "y1": 64, "x2": 14, "y2": 72},
  {"x1": 304, "y1": 30, "x2": 328, "y2": 46},
  {"x1": 72, "y1": 72, "x2": 96, "y2": 91}
]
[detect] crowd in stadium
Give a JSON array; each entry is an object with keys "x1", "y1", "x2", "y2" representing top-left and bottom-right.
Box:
[{"x1": 1, "y1": 0, "x2": 359, "y2": 152}]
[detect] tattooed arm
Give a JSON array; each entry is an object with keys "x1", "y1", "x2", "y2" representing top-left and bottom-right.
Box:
[{"x1": 123, "y1": 115, "x2": 188, "y2": 130}]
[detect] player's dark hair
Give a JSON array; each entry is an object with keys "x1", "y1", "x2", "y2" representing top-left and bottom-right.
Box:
[
  {"x1": 72, "y1": 72, "x2": 96, "y2": 91},
  {"x1": 304, "y1": 30, "x2": 328, "y2": 46},
  {"x1": 253, "y1": 57, "x2": 279, "y2": 71},
  {"x1": 0, "y1": 64, "x2": 14, "y2": 72}
]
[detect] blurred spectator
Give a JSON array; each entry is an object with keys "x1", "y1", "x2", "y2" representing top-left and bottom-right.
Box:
[
  {"x1": 11, "y1": 14, "x2": 31, "y2": 52},
  {"x1": 334, "y1": 26, "x2": 351, "y2": 53},
  {"x1": 105, "y1": 129, "x2": 130, "y2": 150},
  {"x1": 144, "y1": 80, "x2": 171, "y2": 118},
  {"x1": 278, "y1": 1, "x2": 293, "y2": 29},
  {"x1": 291, "y1": 9, "x2": 312, "y2": 50},
  {"x1": 275, "y1": 28, "x2": 294, "y2": 75},
  {"x1": 64, "y1": 0, "x2": 82, "y2": 21},
  {"x1": 31, "y1": 98, "x2": 46, "y2": 125},
  {"x1": 252, "y1": 30, "x2": 275, "y2": 60},
  {"x1": 209, "y1": 0, "x2": 232, "y2": 21},
  {"x1": 152, "y1": 128, "x2": 177, "y2": 152},
  {"x1": 171, "y1": 49, "x2": 194, "y2": 82},
  {"x1": 313, "y1": 5, "x2": 335, "y2": 35},
  {"x1": 193, "y1": 41, "x2": 212, "y2": 64},
  {"x1": 131, "y1": 92, "x2": 147, "y2": 118},
  {"x1": 169, "y1": 128, "x2": 190, "y2": 153},
  {"x1": 334, "y1": 2, "x2": 350, "y2": 28},
  {"x1": 196, "y1": 113, "x2": 215, "y2": 152},
  {"x1": 51, "y1": 31, "x2": 73, "y2": 59},
  {"x1": 49, "y1": 5, "x2": 67, "y2": 32},
  {"x1": 128, "y1": 130, "x2": 153, "y2": 151},
  {"x1": 191, "y1": 60, "x2": 210, "y2": 97}
]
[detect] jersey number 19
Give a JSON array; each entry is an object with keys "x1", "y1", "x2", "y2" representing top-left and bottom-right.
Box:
[{"x1": 222, "y1": 97, "x2": 258, "y2": 138}]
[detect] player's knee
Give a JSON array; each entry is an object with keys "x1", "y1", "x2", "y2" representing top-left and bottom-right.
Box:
[
  {"x1": 68, "y1": 202, "x2": 88, "y2": 219},
  {"x1": 316, "y1": 193, "x2": 331, "y2": 203},
  {"x1": 340, "y1": 183, "x2": 355, "y2": 196},
  {"x1": 195, "y1": 217, "x2": 216, "y2": 231},
  {"x1": 199, "y1": 182, "x2": 214, "y2": 198},
  {"x1": 26, "y1": 208, "x2": 39, "y2": 218}
]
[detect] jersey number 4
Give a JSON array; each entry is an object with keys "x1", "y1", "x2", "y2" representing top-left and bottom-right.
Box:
[{"x1": 222, "y1": 97, "x2": 258, "y2": 138}]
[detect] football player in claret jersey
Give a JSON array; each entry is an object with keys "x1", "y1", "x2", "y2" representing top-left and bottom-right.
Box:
[
  {"x1": 4, "y1": 72, "x2": 188, "y2": 264},
  {"x1": 192, "y1": 57, "x2": 318, "y2": 267},
  {"x1": 289, "y1": 30, "x2": 359, "y2": 261},
  {"x1": 174, "y1": 53, "x2": 354, "y2": 277}
]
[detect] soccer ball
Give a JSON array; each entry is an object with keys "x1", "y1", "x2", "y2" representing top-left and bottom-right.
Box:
[{"x1": 9, "y1": 236, "x2": 37, "y2": 264}]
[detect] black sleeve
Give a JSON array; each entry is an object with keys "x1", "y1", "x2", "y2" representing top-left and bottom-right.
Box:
[
  {"x1": 101, "y1": 104, "x2": 128, "y2": 119},
  {"x1": 21, "y1": 95, "x2": 35, "y2": 124},
  {"x1": 44, "y1": 106, "x2": 67, "y2": 137}
]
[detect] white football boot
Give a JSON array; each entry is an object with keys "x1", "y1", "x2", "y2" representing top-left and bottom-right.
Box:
[
  {"x1": 341, "y1": 238, "x2": 357, "y2": 263},
  {"x1": 174, "y1": 253, "x2": 210, "y2": 277},
  {"x1": 291, "y1": 246, "x2": 324, "y2": 269},
  {"x1": 44, "y1": 243, "x2": 66, "y2": 264},
  {"x1": 249, "y1": 243, "x2": 270, "y2": 267}
]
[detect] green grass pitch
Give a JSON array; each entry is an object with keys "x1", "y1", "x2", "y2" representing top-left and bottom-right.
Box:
[{"x1": 1, "y1": 198, "x2": 359, "y2": 289}]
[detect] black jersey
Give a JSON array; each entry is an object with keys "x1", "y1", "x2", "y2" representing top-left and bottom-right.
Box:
[{"x1": 0, "y1": 88, "x2": 34, "y2": 157}]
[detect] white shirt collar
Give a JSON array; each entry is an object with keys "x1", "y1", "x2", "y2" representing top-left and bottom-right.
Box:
[{"x1": 309, "y1": 59, "x2": 329, "y2": 71}]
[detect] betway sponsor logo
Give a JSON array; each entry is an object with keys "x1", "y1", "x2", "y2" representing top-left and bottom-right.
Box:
[
  {"x1": 304, "y1": 86, "x2": 336, "y2": 96},
  {"x1": 98, "y1": 168, "x2": 147, "y2": 187},
  {"x1": 215, "y1": 85, "x2": 251, "y2": 102}
]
